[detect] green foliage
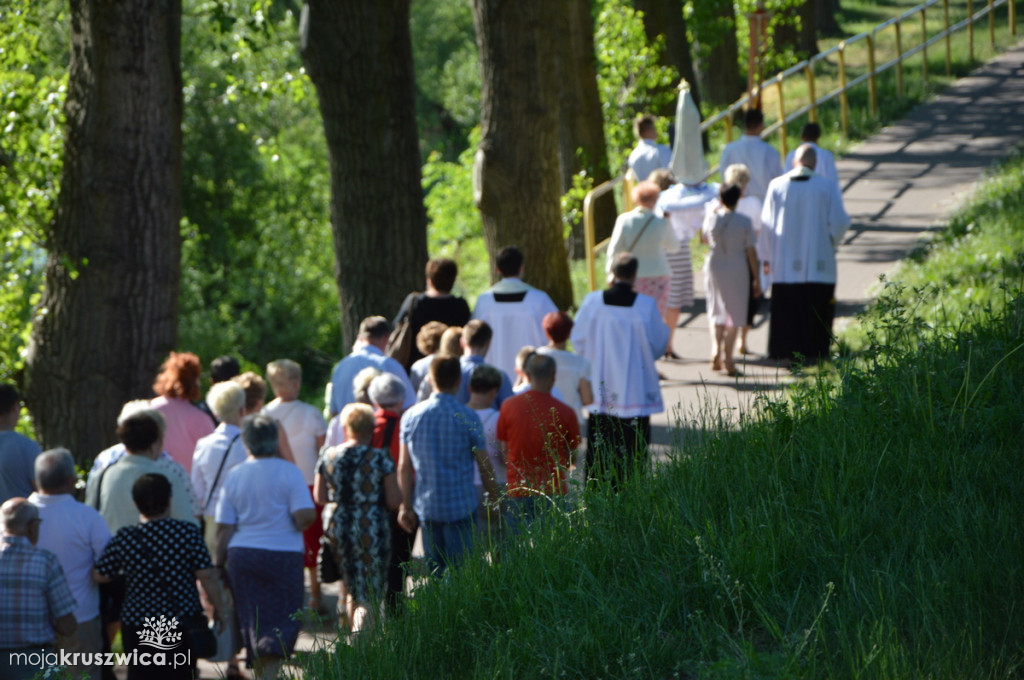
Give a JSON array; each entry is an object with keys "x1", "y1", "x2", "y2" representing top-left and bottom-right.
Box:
[
  {"x1": 409, "y1": 0, "x2": 478, "y2": 160},
  {"x1": 421, "y1": 127, "x2": 488, "y2": 305},
  {"x1": 594, "y1": 0, "x2": 679, "y2": 174},
  {"x1": 0, "y1": 0, "x2": 66, "y2": 383},
  {"x1": 178, "y1": 0, "x2": 339, "y2": 400}
]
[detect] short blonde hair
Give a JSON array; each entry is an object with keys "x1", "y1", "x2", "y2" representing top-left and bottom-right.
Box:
[
  {"x1": 416, "y1": 321, "x2": 448, "y2": 356},
  {"x1": 206, "y1": 382, "x2": 245, "y2": 422},
  {"x1": 439, "y1": 327, "x2": 463, "y2": 356},
  {"x1": 353, "y1": 367, "x2": 381, "y2": 405},
  {"x1": 723, "y1": 164, "x2": 751, "y2": 191},
  {"x1": 515, "y1": 346, "x2": 536, "y2": 372},
  {"x1": 266, "y1": 359, "x2": 301, "y2": 387},
  {"x1": 341, "y1": 403, "x2": 375, "y2": 438},
  {"x1": 631, "y1": 180, "x2": 661, "y2": 208},
  {"x1": 232, "y1": 372, "x2": 267, "y2": 412}
]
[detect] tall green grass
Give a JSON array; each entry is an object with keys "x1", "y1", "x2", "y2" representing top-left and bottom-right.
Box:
[{"x1": 300, "y1": 152, "x2": 1024, "y2": 679}]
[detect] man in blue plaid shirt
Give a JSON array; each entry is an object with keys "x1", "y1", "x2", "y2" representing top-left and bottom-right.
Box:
[
  {"x1": 0, "y1": 497, "x2": 77, "y2": 679},
  {"x1": 398, "y1": 355, "x2": 503, "y2": 574}
]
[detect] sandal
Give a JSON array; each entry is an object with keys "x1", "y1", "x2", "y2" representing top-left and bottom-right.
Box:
[
  {"x1": 711, "y1": 356, "x2": 722, "y2": 371},
  {"x1": 226, "y1": 665, "x2": 244, "y2": 680}
]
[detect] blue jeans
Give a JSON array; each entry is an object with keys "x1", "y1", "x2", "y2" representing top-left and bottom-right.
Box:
[{"x1": 422, "y1": 515, "x2": 476, "y2": 575}]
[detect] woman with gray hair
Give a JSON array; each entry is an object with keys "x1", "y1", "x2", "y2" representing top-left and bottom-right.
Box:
[
  {"x1": 214, "y1": 415, "x2": 315, "y2": 680},
  {"x1": 366, "y1": 372, "x2": 410, "y2": 613}
]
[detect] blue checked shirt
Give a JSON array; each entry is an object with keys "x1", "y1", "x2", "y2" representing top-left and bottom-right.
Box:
[
  {"x1": 401, "y1": 392, "x2": 487, "y2": 522},
  {"x1": 0, "y1": 535, "x2": 76, "y2": 647}
]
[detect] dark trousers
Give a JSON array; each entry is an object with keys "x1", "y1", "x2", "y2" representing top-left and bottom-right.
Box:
[
  {"x1": 768, "y1": 282, "x2": 836, "y2": 363},
  {"x1": 586, "y1": 414, "x2": 651, "y2": 491},
  {"x1": 386, "y1": 511, "x2": 414, "y2": 614}
]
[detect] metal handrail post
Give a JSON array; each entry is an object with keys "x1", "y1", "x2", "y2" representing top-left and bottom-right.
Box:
[
  {"x1": 944, "y1": 0, "x2": 953, "y2": 75},
  {"x1": 867, "y1": 33, "x2": 878, "y2": 116},
  {"x1": 777, "y1": 80, "x2": 788, "y2": 158},
  {"x1": 806, "y1": 64, "x2": 818, "y2": 122},
  {"x1": 583, "y1": 187, "x2": 598, "y2": 292},
  {"x1": 838, "y1": 43, "x2": 850, "y2": 136}
]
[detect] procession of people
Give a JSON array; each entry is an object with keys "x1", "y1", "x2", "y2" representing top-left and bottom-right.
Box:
[{"x1": 1, "y1": 104, "x2": 851, "y2": 679}]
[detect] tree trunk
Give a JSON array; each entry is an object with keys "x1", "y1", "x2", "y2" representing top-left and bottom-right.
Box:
[
  {"x1": 472, "y1": 0, "x2": 573, "y2": 309},
  {"x1": 299, "y1": 1, "x2": 429, "y2": 351},
  {"x1": 633, "y1": 0, "x2": 702, "y2": 116},
  {"x1": 816, "y1": 0, "x2": 843, "y2": 37},
  {"x1": 694, "y1": 0, "x2": 743, "y2": 106},
  {"x1": 556, "y1": 0, "x2": 618, "y2": 253},
  {"x1": 773, "y1": 1, "x2": 820, "y2": 61},
  {"x1": 24, "y1": 0, "x2": 183, "y2": 464}
]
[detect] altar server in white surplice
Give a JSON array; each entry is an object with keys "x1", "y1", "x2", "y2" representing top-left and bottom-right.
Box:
[
  {"x1": 784, "y1": 122, "x2": 839, "y2": 188},
  {"x1": 718, "y1": 109, "x2": 783, "y2": 201},
  {"x1": 627, "y1": 114, "x2": 672, "y2": 183},
  {"x1": 761, "y1": 144, "x2": 850, "y2": 364},
  {"x1": 473, "y1": 245, "x2": 558, "y2": 380},
  {"x1": 571, "y1": 253, "x2": 669, "y2": 491}
]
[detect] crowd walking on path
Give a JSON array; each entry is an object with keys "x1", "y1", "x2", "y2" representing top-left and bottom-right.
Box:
[{"x1": 9, "y1": 36, "x2": 1024, "y2": 671}]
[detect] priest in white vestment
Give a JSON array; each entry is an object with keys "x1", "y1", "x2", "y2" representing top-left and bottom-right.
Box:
[
  {"x1": 473, "y1": 245, "x2": 558, "y2": 380},
  {"x1": 761, "y1": 144, "x2": 851, "y2": 364},
  {"x1": 571, "y1": 253, "x2": 669, "y2": 490}
]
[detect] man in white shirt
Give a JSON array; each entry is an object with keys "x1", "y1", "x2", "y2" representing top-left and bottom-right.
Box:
[
  {"x1": 570, "y1": 253, "x2": 669, "y2": 491},
  {"x1": 328, "y1": 316, "x2": 416, "y2": 416},
  {"x1": 472, "y1": 246, "x2": 558, "y2": 380},
  {"x1": 627, "y1": 114, "x2": 671, "y2": 182},
  {"x1": 719, "y1": 109, "x2": 783, "y2": 201},
  {"x1": 30, "y1": 448, "x2": 111, "y2": 680},
  {"x1": 761, "y1": 144, "x2": 851, "y2": 364},
  {"x1": 784, "y1": 122, "x2": 839, "y2": 187}
]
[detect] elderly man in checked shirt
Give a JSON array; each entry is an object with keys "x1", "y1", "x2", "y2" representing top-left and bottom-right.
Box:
[
  {"x1": 397, "y1": 355, "x2": 503, "y2": 575},
  {"x1": 0, "y1": 497, "x2": 77, "y2": 680}
]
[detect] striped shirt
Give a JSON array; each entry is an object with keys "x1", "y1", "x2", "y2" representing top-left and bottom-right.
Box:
[
  {"x1": 0, "y1": 535, "x2": 76, "y2": 648},
  {"x1": 401, "y1": 393, "x2": 486, "y2": 522}
]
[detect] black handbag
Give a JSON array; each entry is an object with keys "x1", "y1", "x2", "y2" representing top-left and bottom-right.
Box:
[{"x1": 318, "y1": 536, "x2": 341, "y2": 584}]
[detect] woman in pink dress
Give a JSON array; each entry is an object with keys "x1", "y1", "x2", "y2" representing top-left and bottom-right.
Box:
[{"x1": 151, "y1": 351, "x2": 215, "y2": 473}]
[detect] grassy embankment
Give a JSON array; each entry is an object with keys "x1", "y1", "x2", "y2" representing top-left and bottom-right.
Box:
[{"x1": 300, "y1": 150, "x2": 1024, "y2": 678}]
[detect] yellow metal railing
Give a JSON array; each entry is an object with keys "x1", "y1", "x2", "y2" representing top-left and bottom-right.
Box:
[{"x1": 583, "y1": 0, "x2": 1017, "y2": 291}]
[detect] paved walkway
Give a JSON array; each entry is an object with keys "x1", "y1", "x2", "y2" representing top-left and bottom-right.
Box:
[{"x1": 651, "y1": 40, "x2": 1024, "y2": 451}]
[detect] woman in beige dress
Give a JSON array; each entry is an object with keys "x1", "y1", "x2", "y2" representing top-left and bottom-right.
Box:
[{"x1": 702, "y1": 184, "x2": 761, "y2": 375}]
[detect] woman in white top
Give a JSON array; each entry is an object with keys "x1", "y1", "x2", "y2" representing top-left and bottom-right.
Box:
[
  {"x1": 214, "y1": 415, "x2": 315, "y2": 680},
  {"x1": 606, "y1": 180, "x2": 681, "y2": 322}
]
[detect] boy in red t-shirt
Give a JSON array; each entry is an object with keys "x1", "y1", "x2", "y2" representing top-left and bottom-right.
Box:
[{"x1": 496, "y1": 352, "x2": 580, "y2": 531}]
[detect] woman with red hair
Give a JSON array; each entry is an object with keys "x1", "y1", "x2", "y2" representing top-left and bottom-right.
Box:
[{"x1": 151, "y1": 352, "x2": 214, "y2": 473}]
